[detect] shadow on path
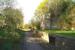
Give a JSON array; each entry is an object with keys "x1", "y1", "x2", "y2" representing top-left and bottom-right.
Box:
[{"x1": 20, "y1": 31, "x2": 50, "y2": 50}]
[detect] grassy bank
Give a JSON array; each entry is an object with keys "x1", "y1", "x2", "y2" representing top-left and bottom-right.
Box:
[{"x1": 44, "y1": 30, "x2": 75, "y2": 37}]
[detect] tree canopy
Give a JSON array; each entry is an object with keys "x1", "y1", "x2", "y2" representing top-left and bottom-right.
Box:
[
  {"x1": 33, "y1": 0, "x2": 75, "y2": 30},
  {"x1": 0, "y1": 0, "x2": 23, "y2": 40}
]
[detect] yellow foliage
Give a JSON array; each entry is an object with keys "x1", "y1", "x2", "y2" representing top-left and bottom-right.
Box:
[{"x1": 35, "y1": 0, "x2": 48, "y2": 17}]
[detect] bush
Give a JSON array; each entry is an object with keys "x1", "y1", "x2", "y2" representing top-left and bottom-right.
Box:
[
  {"x1": 0, "y1": 28, "x2": 24, "y2": 50},
  {"x1": 0, "y1": 28, "x2": 22, "y2": 41}
]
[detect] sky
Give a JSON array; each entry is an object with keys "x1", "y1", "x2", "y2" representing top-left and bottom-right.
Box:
[{"x1": 16, "y1": 0, "x2": 43, "y2": 24}]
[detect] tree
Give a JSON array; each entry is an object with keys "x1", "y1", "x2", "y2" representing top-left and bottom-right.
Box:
[
  {"x1": 35, "y1": 0, "x2": 48, "y2": 17},
  {"x1": 33, "y1": 0, "x2": 49, "y2": 30},
  {"x1": 47, "y1": 0, "x2": 73, "y2": 30},
  {"x1": 63, "y1": 4, "x2": 75, "y2": 30},
  {"x1": 34, "y1": 0, "x2": 74, "y2": 30},
  {"x1": 2, "y1": 7, "x2": 23, "y2": 31},
  {"x1": 0, "y1": 0, "x2": 23, "y2": 40}
]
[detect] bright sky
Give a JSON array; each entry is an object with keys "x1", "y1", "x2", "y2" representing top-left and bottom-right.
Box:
[{"x1": 16, "y1": 0, "x2": 43, "y2": 24}]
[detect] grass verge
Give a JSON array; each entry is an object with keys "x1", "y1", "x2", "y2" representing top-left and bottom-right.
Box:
[{"x1": 44, "y1": 30, "x2": 75, "y2": 37}]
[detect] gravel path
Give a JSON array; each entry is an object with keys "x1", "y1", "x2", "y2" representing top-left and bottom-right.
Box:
[{"x1": 20, "y1": 31, "x2": 49, "y2": 50}]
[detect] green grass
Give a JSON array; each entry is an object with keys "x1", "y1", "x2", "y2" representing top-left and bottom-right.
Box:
[
  {"x1": 55, "y1": 33, "x2": 75, "y2": 37},
  {"x1": 44, "y1": 30, "x2": 75, "y2": 37}
]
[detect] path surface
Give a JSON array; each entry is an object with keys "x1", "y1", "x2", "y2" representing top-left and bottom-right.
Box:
[{"x1": 20, "y1": 31, "x2": 49, "y2": 50}]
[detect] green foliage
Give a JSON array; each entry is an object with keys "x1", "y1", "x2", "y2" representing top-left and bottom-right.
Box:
[
  {"x1": 0, "y1": 15, "x2": 6, "y2": 27},
  {"x1": 32, "y1": 0, "x2": 49, "y2": 30},
  {"x1": 34, "y1": 0, "x2": 75, "y2": 30},
  {"x1": 0, "y1": 29, "x2": 24, "y2": 50},
  {"x1": 30, "y1": 18, "x2": 40, "y2": 30},
  {"x1": 0, "y1": 0, "x2": 24, "y2": 50},
  {"x1": 0, "y1": 0, "x2": 23, "y2": 42},
  {"x1": 48, "y1": 0, "x2": 75, "y2": 30},
  {"x1": 35, "y1": 0, "x2": 48, "y2": 17},
  {"x1": 3, "y1": 7, "x2": 23, "y2": 29},
  {"x1": 58, "y1": 1, "x2": 75, "y2": 30},
  {"x1": 31, "y1": 20, "x2": 40, "y2": 30}
]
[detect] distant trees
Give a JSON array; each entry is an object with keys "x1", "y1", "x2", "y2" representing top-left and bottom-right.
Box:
[{"x1": 30, "y1": 17, "x2": 40, "y2": 30}]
